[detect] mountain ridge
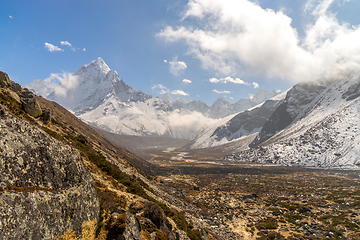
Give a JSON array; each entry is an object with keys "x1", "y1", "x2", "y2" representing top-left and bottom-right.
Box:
[{"x1": 225, "y1": 73, "x2": 360, "y2": 168}]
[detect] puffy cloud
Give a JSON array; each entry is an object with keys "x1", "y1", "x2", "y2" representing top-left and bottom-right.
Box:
[
  {"x1": 36, "y1": 72, "x2": 79, "y2": 97},
  {"x1": 212, "y1": 89, "x2": 231, "y2": 94},
  {"x1": 164, "y1": 59, "x2": 168, "y2": 63},
  {"x1": 171, "y1": 90, "x2": 189, "y2": 96},
  {"x1": 169, "y1": 57, "x2": 187, "y2": 76},
  {"x1": 9, "y1": 15, "x2": 13, "y2": 19},
  {"x1": 83, "y1": 48, "x2": 86, "y2": 51},
  {"x1": 182, "y1": 79, "x2": 192, "y2": 84},
  {"x1": 252, "y1": 82, "x2": 259, "y2": 89},
  {"x1": 158, "y1": 0, "x2": 360, "y2": 82},
  {"x1": 210, "y1": 76, "x2": 249, "y2": 85},
  {"x1": 44, "y1": 42, "x2": 63, "y2": 52}
]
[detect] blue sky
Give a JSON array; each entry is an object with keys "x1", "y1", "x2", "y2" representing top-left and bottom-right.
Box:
[{"x1": 1, "y1": 0, "x2": 360, "y2": 105}]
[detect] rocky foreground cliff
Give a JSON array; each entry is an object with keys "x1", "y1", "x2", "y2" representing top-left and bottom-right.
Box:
[{"x1": 0, "y1": 71, "x2": 216, "y2": 239}]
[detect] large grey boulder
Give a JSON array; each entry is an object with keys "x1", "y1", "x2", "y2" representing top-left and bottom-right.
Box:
[
  {"x1": 0, "y1": 104, "x2": 99, "y2": 239},
  {"x1": 20, "y1": 89, "x2": 42, "y2": 117}
]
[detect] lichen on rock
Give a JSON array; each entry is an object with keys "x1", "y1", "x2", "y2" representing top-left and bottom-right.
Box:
[{"x1": 0, "y1": 104, "x2": 99, "y2": 239}]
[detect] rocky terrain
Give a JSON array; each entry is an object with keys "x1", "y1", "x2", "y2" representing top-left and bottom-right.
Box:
[{"x1": 157, "y1": 164, "x2": 360, "y2": 240}]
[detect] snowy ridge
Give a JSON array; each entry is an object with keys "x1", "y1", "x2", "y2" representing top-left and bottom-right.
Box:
[{"x1": 226, "y1": 73, "x2": 360, "y2": 168}]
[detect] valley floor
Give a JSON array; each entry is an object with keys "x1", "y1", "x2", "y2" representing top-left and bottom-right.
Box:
[
  {"x1": 154, "y1": 160, "x2": 360, "y2": 239},
  {"x1": 94, "y1": 130, "x2": 360, "y2": 239}
]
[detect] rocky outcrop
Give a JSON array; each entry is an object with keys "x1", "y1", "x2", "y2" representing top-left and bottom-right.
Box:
[
  {"x1": 0, "y1": 71, "x2": 11, "y2": 88},
  {"x1": 0, "y1": 104, "x2": 99, "y2": 239},
  {"x1": 142, "y1": 201, "x2": 176, "y2": 240},
  {"x1": 0, "y1": 71, "x2": 21, "y2": 93},
  {"x1": 20, "y1": 89, "x2": 42, "y2": 117},
  {"x1": 106, "y1": 207, "x2": 144, "y2": 240}
]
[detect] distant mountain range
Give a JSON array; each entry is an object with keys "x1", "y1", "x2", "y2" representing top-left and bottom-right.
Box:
[
  {"x1": 186, "y1": 91, "x2": 287, "y2": 149},
  {"x1": 160, "y1": 88, "x2": 281, "y2": 119},
  {"x1": 27, "y1": 57, "x2": 280, "y2": 139},
  {"x1": 26, "y1": 58, "x2": 360, "y2": 168}
]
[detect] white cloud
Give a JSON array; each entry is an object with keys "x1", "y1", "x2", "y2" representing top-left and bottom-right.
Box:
[
  {"x1": 210, "y1": 77, "x2": 249, "y2": 85},
  {"x1": 158, "y1": 0, "x2": 360, "y2": 82},
  {"x1": 171, "y1": 90, "x2": 189, "y2": 96},
  {"x1": 60, "y1": 41, "x2": 72, "y2": 46},
  {"x1": 44, "y1": 42, "x2": 63, "y2": 52},
  {"x1": 152, "y1": 84, "x2": 168, "y2": 90},
  {"x1": 169, "y1": 57, "x2": 187, "y2": 76},
  {"x1": 212, "y1": 89, "x2": 231, "y2": 94},
  {"x1": 83, "y1": 48, "x2": 86, "y2": 51},
  {"x1": 249, "y1": 94, "x2": 254, "y2": 99},
  {"x1": 9, "y1": 15, "x2": 13, "y2": 19},
  {"x1": 60, "y1": 41, "x2": 76, "y2": 51},
  {"x1": 39, "y1": 72, "x2": 79, "y2": 97},
  {"x1": 164, "y1": 59, "x2": 168, "y2": 63},
  {"x1": 252, "y1": 82, "x2": 259, "y2": 89},
  {"x1": 152, "y1": 84, "x2": 170, "y2": 95},
  {"x1": 182, "y1": 79, "x2": 192, "y2": 84}
]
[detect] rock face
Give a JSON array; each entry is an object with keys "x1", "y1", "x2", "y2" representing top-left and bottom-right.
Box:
[
  {"x1": 250, "y1": 82, "x2": 327, "y2": 147},
  {"x1": 0, "y1": 105, "x2": 99, "y2": 239}
]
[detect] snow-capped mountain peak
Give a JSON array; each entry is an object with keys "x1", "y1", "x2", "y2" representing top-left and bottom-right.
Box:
[{"x1": 74, "y1": 57, "x2": 111, "y2": 84}]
